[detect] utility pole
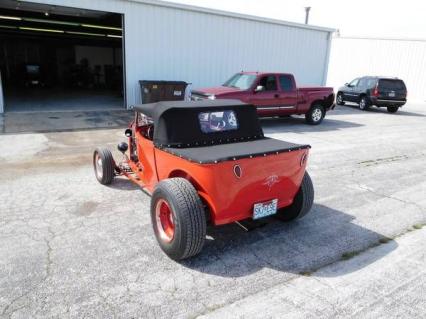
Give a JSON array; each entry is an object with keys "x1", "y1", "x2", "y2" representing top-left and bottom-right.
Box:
[{"x1": 304, "y1": 6, "x2": 311, "y2": 24}]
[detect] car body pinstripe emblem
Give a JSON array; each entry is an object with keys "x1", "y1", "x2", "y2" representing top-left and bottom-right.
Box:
[{"x1": 263, "y1": 175, "x2": 279, "y2": 190}]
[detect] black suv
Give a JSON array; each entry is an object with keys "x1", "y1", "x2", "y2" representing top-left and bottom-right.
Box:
[{"x1": 336, "y1": 76, "x2": 407, "y2": 113}]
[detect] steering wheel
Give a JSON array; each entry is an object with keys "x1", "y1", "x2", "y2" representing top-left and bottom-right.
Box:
[
  {"x1": 146, "y1": 125, "x2": 154, "y2": 140},
  {"x1": 209, "y1": 116, "x2": 226, "y2": 131}
]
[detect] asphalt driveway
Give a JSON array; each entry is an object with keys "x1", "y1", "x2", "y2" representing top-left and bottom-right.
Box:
[{"x1": 0, "y1": 102, "x2": 425, "y2": 318}]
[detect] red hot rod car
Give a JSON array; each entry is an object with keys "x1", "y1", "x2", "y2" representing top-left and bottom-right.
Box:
[{"x1": 93, "y1": 100, "x2": 314, "y2": 260}]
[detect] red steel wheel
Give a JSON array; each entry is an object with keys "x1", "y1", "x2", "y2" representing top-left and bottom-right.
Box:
[
  {"x1": 155, "y1": 199, "x2": 175, "y2": 243},
  {"x1": 151, "y1": 178, "x2": 206, "y2": 260}
]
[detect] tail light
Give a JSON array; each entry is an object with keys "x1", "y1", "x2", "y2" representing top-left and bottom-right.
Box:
[{"x1": 372, "y1": 84, "x2": 379, "y2": 97}]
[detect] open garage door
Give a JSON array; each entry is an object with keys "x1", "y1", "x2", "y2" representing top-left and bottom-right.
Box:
[{"x1": 0, "y1": 0, "x2": 124, "y2": 113}]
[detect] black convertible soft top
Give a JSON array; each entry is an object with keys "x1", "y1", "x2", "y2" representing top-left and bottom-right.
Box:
[
  {"x1": 133, "y1": 100, "x2": 264, "y2": 147},
  {"x1": 133, "y1": 99, "x2": 310, "y2": 163},
  {"x1": 134, "y1": 99, "x2": 249, "y2": 122}
]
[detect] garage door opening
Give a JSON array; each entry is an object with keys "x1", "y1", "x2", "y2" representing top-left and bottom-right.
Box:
[{"x1": 0, "y1": 1, "x2": 124, "y2": 113}]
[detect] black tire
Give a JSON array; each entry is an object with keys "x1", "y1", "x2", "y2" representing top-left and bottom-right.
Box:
[
  {"x1": 387, "y1": 106, "x2": 399, "y2": 113},
  {"x1": 151, "y1": 178, "x2": 206, "y2": 261},
  {"x1": 276, "y1": 172, "x2": 314, "y2": 222},
  {"x1": 359, "y1": 96, "x2": 370, "y2": 111},
  {"x1": 336, "y1": 92, "x2": 345, "y2": 105},
  {"x1": 305, "y1": 104, "x2": 325, "y2": 125},
  {"x1": 93, "y1": 147, "x2": 115, "y2": 185}
]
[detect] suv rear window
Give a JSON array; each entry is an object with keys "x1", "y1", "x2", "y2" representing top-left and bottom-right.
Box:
[
  {"x1": 199, "y1": 110, "x2": 239, "y2": 134},
  {"x1": 378, "y1": 79, "x2": 406, "y2": 90}
]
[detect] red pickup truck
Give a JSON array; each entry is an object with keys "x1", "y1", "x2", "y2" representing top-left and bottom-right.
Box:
[{"x1": 191, "y1": 72, "x2": 335, "y2": 125}]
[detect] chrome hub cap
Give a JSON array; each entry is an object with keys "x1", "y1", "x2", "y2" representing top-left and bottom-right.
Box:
[{"x1": 312, "y1": 108, "x2": 322, "y2": 122}]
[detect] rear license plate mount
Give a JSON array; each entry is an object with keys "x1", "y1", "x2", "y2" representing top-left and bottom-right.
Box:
[{"x1": 253, "y1": 199, "x2": 278, "y2": 220}]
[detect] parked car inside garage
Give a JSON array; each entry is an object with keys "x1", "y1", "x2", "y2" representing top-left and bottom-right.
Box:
[{"x1": 336, "y1": 76, "x2": 407, "y2": 113}]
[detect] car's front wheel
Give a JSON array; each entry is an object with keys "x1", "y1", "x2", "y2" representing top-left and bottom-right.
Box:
[
  {"x1": 359, "y1": 96, "x2": 370, "y2": 111},
  {"x1": 387, "y1": 106, "x2": 399, "y2": 113},
  {"x1": 93, "y1": 148, "x2": 115, "y2": 185},
  {"x1": 305, "y1": 104, "x2": 325, "y2": 125},
  {"x1": 151, "y1": 178, "x2": 206, "y2": 261},
  {"x1": 336, "y1": 93, "x2": 345, "y2": 105},
  {"x1": 276, "y1": 172, "x2": 314, "y2": 222}
]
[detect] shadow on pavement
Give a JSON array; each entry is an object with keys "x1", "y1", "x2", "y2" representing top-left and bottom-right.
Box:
[
  {"x1": 182, "y1": 204, "x2": 397, "y2": 278},
  {"x1": 260, "y1": 116, "x2": 363, "y2": 134},
  {"x1": 338, "y1": 104, "x2": 425, "y2": 117},
  {"x1": 107, "y1": 177, "x2": 141, "y2": 191}
]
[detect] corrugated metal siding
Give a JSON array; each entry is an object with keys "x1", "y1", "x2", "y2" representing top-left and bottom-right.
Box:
[
  {"x1": 0, "y1": 71, "x2": 4, "y2": 113},
  {"x1": 25, "y1": 0, "x2": 332, "y2": 108},
  {"x1": 327, "y1": 37, "x2": 426, "y2": 101}
]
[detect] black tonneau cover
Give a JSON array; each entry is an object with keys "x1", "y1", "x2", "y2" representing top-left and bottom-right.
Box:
[{"x1": 162, "y1": 138, "x2": 310, "y2": 164}]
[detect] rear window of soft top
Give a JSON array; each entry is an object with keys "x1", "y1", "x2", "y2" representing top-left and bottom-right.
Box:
[{"x1": 198, "y1": 110, "x2": 239, "y2": 134}]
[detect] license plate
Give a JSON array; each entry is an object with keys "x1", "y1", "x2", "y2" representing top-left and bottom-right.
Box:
[
  {"x1": 388, "y1": 92, "x2": 395, "y2": 97},
  {"x1": 253, "y1": 199, "x2": 278, "y2": 219}
]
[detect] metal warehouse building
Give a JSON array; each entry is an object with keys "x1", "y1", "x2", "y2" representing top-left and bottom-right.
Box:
[
  {"x1": 327, "y1": 36, "x2": 426, "y2": 102},
  {"x1": 0, "y1": 0, "x2": 334, "y2": 113}
]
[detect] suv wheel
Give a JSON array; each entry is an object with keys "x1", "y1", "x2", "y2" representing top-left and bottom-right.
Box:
[
  {"x1": 305, "y1": 104, "x2": 325, "y2": 125},
  {"x1": 359, "y1": 96, "x2": 370, "y2": 111},
  {"x1": 387, "y1": 106, "x2": 399, "y2": 113},
  {"x1": 151, "y1": 178, "x2": 206, "y2": 261},
  {"x1": 336, "y1": 93, "x2": 345, "y2": 105},
  {"x1": 276, "y1": 172, "x2": 314, "y2": 222}
]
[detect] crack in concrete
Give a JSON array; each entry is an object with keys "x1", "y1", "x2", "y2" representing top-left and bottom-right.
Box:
[
  {"x1": 1, "y1": 226, "x2": 57, "y2": 318},
  {"x1": 352, "y1": 177, "x2": 425, "y2": 214}
]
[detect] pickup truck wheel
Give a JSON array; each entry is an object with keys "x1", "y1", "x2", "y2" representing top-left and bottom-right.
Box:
[
  {"x1": 151, "y1": 178, "x2": 206, "y2": 261},
  {"x1": 359, "y1": 96, "x2": 370, "y2": 110},
  {"x1": 336, "y1": 93, "x2": 345, "y2": 105},
  {"x1": 305, "y1": 105, "x2": 324, "y2": 125},
  {"x1": 276, "y1": 172, "x2": 314, "y2": 222},
  {"x1": 93, "y1": 148, "x2": 115, "y2": 185},
  {"x1": 387, "y1": 106, "x2": 399, "y2": 113}
]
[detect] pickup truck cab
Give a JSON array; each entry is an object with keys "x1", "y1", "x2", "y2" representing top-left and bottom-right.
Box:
[{"x1": 191, "y1": 72, "x2": 335, "y2": 125}]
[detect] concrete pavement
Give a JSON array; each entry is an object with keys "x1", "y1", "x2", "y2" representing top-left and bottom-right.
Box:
[
  {"x1": 202, "y1": 227, "x2": 426, "y2": 319},
  {"x1": 0, "y1": 102, "x2": 425, "y2": 318}
]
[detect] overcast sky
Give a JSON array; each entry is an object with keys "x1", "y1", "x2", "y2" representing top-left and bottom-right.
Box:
[{"x1": 167, "y1": 0, "x2": 426, "y2": 39}]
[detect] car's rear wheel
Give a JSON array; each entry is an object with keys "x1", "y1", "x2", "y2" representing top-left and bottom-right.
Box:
[
  {"x1": 336, "y1": 93, "x2": 345, "y2": 105},
  {"x1": 151, "y1": 178, "x2": 206, "y2": 260},
  {"x1": 387, "y1": 106, "x2": 399, "y2": 113},
  {"x1": 93, "y1": 147, "x2": 115, "y2": 185},
  {"x1": 305, "y1": 104, "x2": 325, "y2": 125},
  {"x1": 359, "y1": 96, "x2": 370, "y2": 110},
  {"x1": 276, "y1": 172, "x2": 314, "y2": 222}
]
